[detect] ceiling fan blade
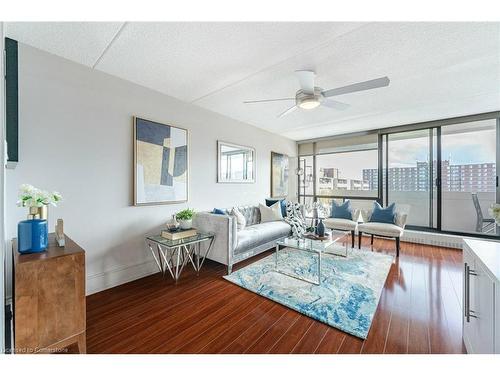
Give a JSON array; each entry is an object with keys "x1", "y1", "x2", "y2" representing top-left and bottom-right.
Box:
[
  {"x1": 295, "y1": 70, "x2": 315, "y2": 94},
  {"x1": 277, "y1": 105, "x2": 297, "y2": 118},
  {"x1": 321, "y1": 99, "x2": 350, "y2": 110},
  {"x1": 322, "y1": 76, "x2": 390, "y2": 98},
  {"x1": 243, "y1": 98, "x2": 295, "y2": 104}
]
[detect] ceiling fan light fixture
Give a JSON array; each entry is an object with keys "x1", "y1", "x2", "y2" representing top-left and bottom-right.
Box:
[
  {"x1": 243, "y1": 70, "x2": 390, "y2": 118},
  {"x1": 298, "y1": 97, "x2": 320, "y2": 110}
]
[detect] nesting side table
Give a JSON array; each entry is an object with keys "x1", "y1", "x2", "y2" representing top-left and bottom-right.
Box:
[{"x1": 146, "y1": 232, "x2": 215, "y2": 281}]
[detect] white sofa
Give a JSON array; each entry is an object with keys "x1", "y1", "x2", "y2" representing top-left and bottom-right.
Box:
[{"x1": 357, "y1": 208, "x2": 408, "y2": 257}]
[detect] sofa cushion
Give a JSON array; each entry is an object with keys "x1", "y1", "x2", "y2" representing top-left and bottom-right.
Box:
[
  {"x1": 357, "y1": 222, "x2": 404, "y2": 237},
  {"x1": 323, "y1": 218, "x2": 357, "y2": 231},
  {"x1": 234, "y1": 221, "x2": 291, "y2": 254}
]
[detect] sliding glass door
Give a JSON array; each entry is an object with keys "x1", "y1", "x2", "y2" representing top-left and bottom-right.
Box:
[
  {"x1": 384, "y1": 129, "x2": 438, "y2": 228},
  {"x1": 440, "y1": 119, "x2": 498, "y2": 235},
  {"x1": 383, "y1": 118, "x2": 499, "y2": 236}
]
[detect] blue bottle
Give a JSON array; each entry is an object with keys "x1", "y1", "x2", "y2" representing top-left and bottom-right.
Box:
[
  {"x1": 18, "y1": 219, "x2": 49, "y2": 253},
  {"x1": 316, "y1": 219, "x2": 326, "y2": 237}
]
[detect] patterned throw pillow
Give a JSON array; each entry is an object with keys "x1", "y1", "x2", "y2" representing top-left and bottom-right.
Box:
[
  {"x1": 231, "y1": 207, "x2": 246, "y2": 231},
  {"x1": 259, "y1": 202, "x2": 283, "y2": 223},
  {"x1": 212, "y1": 208, "x2": 226, "y2": 215}
]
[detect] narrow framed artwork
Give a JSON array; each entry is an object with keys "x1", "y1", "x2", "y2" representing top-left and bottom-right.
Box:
[
  {"x1": 133, "y1": 117, "x2": 188, "y2": 206},
  {"x1": 271, "y1": 151, "x2": 289, "y2": 198}
]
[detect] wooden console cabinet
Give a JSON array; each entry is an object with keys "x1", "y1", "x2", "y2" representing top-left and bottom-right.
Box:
[{"x1": 12, "y1": 234, "x2": 86, "y2": 354}]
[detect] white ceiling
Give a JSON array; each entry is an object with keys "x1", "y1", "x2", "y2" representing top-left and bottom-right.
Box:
[{"x1": 6, "y1": 22, "x2": 500, "y2": 140}]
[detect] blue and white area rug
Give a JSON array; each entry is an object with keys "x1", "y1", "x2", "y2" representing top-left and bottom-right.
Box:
[{"x1": 224, "y1": 248, "x2": 393, "y2": 339}]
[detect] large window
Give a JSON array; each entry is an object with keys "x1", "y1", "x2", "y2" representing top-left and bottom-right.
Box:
[
  {"x1": 298, "y1": 133, "x2": 379, "y2": 215},
  {"x1": 298, "y1": 113, "x2": 500, "y2": 238},
  {"x1": 316, "y1": 150, "x2": 378, "y2": 198}
]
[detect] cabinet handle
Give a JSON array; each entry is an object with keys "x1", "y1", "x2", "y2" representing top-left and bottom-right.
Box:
[
  {"x1": 465, "y1": 263, "x2": 470, "y2": 322},
  {"x1": 465, "y1": 263, "x2": 478, "y2": 322}
]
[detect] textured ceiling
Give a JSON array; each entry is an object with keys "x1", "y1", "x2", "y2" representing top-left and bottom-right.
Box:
[{"x1": 5, "y1": 22, "x2": 500, "y2": 140}]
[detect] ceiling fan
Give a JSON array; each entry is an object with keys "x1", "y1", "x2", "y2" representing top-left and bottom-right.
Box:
[{"x1": 243, "y1": 70, "x2": 390, "y2": 118}]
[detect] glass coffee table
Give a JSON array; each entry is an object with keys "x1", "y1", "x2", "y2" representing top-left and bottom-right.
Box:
[{"x1": 275, "y1": 230, "x2": 350, "y2": 286}]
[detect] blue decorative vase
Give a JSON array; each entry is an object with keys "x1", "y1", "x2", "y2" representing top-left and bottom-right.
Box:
[
  {"x1": 17, "y1": 219, "x2": 48, "y2": 254},
  {"x1": 316, "y1": 219, "x2": 325, "y2": 237}
]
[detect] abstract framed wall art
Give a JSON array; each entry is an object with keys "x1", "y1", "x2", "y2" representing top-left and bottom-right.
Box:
[
  {"x1": 133, "y1": 117, "x2": 188, "y2": 205},
  {"x1": 271, "y1": 151, "x2": 289, "y2": 198}
]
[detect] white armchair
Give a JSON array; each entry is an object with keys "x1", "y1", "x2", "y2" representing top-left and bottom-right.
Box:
[
  {"x1": 357, "y1": 206, "x2": 409, "y2": 257},
  {"x1": 323, "y1": 209, "x2": 360, "y2": 248}
]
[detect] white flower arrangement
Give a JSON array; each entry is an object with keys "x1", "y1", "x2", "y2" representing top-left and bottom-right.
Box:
[
  {"x1": 489, "y1": 204, "x2": 500, "y2": 223},
  {"x1": 16, "y1": 184, "x2": 62, "y2": 208}
]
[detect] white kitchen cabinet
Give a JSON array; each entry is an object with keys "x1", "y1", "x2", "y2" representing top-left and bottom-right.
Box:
[{"x1": 463, "y1": 239, "x2": 500, "y2": 354}]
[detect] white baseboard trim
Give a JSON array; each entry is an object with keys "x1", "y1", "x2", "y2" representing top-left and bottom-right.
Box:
[{"x1": 86, "y1": 259, "x2": 159, "y2": 295}]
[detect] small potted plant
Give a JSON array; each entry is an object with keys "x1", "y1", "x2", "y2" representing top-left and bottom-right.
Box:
[
  {"x1": 489, "y1": 203, "x2": 500, "y2": 224},
  {"x1": 176, "y1": 208, "x2": 195, "y2": 230}
]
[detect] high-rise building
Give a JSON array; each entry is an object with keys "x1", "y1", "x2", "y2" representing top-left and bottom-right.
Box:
[
  {"x1": 362, "y1": 160, "x2": 496, "y2": 192},
  {"x1": 318, "y1": 168, "x2": 369, "y2": 193}
]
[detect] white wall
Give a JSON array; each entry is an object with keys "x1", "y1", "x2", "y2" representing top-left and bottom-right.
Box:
[{"x1": 5, "y1": 44, "x2": 297, "y2": 295}]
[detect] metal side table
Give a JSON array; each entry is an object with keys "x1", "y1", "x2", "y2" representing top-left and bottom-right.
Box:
[{"x1": 146, "y1": 232, "x2": 215, "y2": 281}]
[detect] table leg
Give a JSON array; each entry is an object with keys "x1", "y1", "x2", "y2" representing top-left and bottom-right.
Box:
[
  {"x1": 275, "y1": 243, "x2": 279, "y2": 270},
  {"x1": 157, "y1": 247, "x2": 164, "y2": 274},
  {"x1": 196, "y1": 242, "x2": 200, "y2": 273},
  {"x1": 147, "y1": 241, "x2": 164, "y2": 275},
  {"x1": 318, "y1": 251, "x2": 322, "y2": 286},
  {"x1": 196, "y1": 237, "x2": 215, "y2": 271},
  {"x1": 179, "y1": 244, "x2": 196, "y2": 275},
  {"x1": 158, "y1": 245, "x2": 175, "y2": 280},
  {"x1": 175, "y1": 247, "x2": 181, "y2": 281}
]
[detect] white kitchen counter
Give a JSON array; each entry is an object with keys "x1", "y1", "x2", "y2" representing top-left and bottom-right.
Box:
[{"x1": 463, "y1": 238, "x2": 500, "y2": 282}]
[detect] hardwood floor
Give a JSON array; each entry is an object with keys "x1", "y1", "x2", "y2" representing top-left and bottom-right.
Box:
[{"x1": 85, "y1": 237, "x2": 466, "y2": 354}]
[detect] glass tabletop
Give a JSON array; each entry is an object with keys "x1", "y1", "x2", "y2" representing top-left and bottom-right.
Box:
[
  {"x1": 146, "y1": 232, "x2": 214, "y2": 248},
  {"x1": 277, "y1": 230, "x2": 349, "y2": 253}
]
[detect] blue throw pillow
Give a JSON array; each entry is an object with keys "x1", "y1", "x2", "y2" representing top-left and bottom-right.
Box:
[
  {"x1": 265, "y1": 198, "x2": 287, "y2": 217},
  {"x1": 331, "y1": 200, "x2": 353, "y2": 220},
  {"x1": 212, "y1": 208, "x2": 226, "y2": 215},
  {"x1": 369, "y1": 202, "x2": 396, "y2": 224}
]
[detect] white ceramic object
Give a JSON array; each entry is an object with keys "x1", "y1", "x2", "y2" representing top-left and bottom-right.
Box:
[{"x1": 179, "y1": 219, "x2": 192, "y2": 230}]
